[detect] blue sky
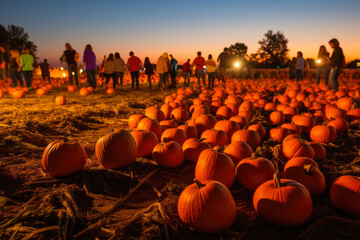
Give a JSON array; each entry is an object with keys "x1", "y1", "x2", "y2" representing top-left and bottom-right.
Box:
[{"x1": 1, "y1": 0, "x2": 359, "y2": 66}]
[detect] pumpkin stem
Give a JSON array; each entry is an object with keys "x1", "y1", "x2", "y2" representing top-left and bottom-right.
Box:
[
  {"x1": 194, "y1": 178, "x2": 206, "y2": 189},
  {"x1": 273, "y1": 171, "x2": 282, "y2": 188},
  {"x1": 199, "y1": 138, "x2": 207, "y2": 142},
  {"x1": 216, "y1": 146, "x2": 225, "y2": 152},
  {"x1": 303, "y1": 164, "x2": 314, "y2": 175},
  {"x1": 250, "y1": 153, "x2": 256, "y2": 160},
  {"x1": 108, "y1": 127, "x2": 115, "y2": 134}
]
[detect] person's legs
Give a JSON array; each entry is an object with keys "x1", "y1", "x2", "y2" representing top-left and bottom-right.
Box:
[
  {"x1": 201, "y1": 69, "x2": 205, "y2": 85},
  {"x1": 130, "y1": 71, "x2": 135, "y2": 90},
  {"x1": 105, "y1": 73, "x2": 111, "y2": 87},
  {"x1": 67, "y1": 65, "x2": 73, "y2": 84},
  {"x1": 119, "y1": 72, "x2": 124, "y2": 90},
  {"x1": 330, "y1": 67, "x2": 340, "y2": 91},
  {"x1": 17, "y1": 72, "x2": 24, "y2": 87},
  {"x1": 195, "y1": 69, "x2": 200, "y2": 85},
  {"x1": 112, "y1": 73, "x2": 117, "y2": 88},
  {"x1": 296, "y1": 70, "x2": 301, "y2": 82},
  {"x1": 316, "y1": 68, "x2": 321, "y2": 84},
  {"x1": 135, "y1": 71, "x2": 139, "y2": 90},
  {"x1": 86, "y1": 70, "x2": 92, "y2": 87},
  {"x1": 10, "y1": 71, "x2": 17, "y2": 86},
  {"x1": 324, "y1": 67, "x2": 330, "y2": 85},
  {"x1": 147, "y1": 74, "x2": 152, "y2": 88}
]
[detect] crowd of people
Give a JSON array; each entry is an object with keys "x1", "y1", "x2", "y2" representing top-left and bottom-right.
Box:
[{"x1": 0, "y1": 38, "x2": 346, "y2": 92}]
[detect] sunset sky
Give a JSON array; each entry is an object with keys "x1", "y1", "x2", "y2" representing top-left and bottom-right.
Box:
[{"x1": 1, "y1": 0, "x2": 359, "y2": 67}]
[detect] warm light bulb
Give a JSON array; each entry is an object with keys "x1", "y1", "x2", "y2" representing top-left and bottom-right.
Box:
[
  {"x1": 316, "y1": 59, "x2": 321, "y2": 64},
  {"x1": 60, "y1": 67, "x2": 64, "y2": 71},
  {"x1": 235, "y1": 62, "x2": 240, "y2": 68},
  {"x1": 62, "y1": 73, "x2": 66, "y2": 77},
  {"x1": 80, "y1": 69, "x2": 83, "y2": 73},
  {"x1": 72, "y1": 72, "x2": 75, "y2": 75}
]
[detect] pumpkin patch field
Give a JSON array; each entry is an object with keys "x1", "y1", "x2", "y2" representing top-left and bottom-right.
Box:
[{"x1": 1, "y1": 75, "x2": 360, "y2": 240}]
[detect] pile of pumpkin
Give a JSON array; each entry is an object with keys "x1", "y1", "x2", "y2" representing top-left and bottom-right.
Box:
[{"x1": 40, "y1": 79, "x2": 360, "y2": 233}]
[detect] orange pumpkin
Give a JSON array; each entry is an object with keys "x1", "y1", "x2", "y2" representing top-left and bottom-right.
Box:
[
  {"x1": 128, "y1": 114, "x2": 146, "y2": 129},
  {"x1": 200, "y1": 129, "x2": 228, "y2": 147},
  {"x1": 182, "y1": 138, "x2": 211, "y2": 163},
  {"x1": 152, "y1": 141, "x2": 184, "y2": 167},
  {"x1": 223, "y1": 141, "x2": 253, "y2": 165},
  {"x1": 161, "y1": 128, "x2": 187, "y2": 146},
  {"x1": 310, "y1": 125, "x2": 337, "y2": 143},
  {"x1": 55, "y1": 96, "x2": 66, "y2": 105},
  {"x1": 137, "y1": 118, "x2": 162, "y2": 140},
  {"x1": 131, "y1": 130, "x2": 158, "y2": 157}
]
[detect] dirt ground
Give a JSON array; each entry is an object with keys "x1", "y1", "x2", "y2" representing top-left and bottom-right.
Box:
[{"x1": 1, "y1": 80, "x2": 360, "y2": 240}]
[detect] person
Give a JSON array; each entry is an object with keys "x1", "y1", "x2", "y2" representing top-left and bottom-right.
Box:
[
  {"x1": 9, "y1": 49, "x2": 23, "y2": 87},
  {"x1": 169, "y1": 54, "x2": 178, "y2": 88},
  {"x1": 217, "y1": 48, "x2": 228, "y2": 83},
  {"x1": 182, "y1": 59, "x2": 191, "y2": 86},
  {"x1": 60, "y1": 43, "x2": 79, "y2": 86},
  {"x1": 20, "y1": 48, "x2": 34, "y2": 89},
  {"x1": 99, "y1": 55, "x2": 107, "y2": 80},
  {"x1": 0, "y1": 45, "x2": 8, "y2": 80},
  {"x1": 114, "y1": 52, "x2": 125, "y2": 90},
  {"x1": 39, "y1": 59, "x2": 50, "y2": 82},
  {"x1": 289, "y1": 57, "x2": 296, "y2": 80},
  {"x1": 144, "y1": 57, "x2": 154, "y2": 89},
  {"x1": 328, "y1": 38, "x2": 345, "y2": 91},
  {"x1": 156, "y1": 52, "x2": 169, "y2": 90},
  {"x1": 315, "y1": 45, "x2": 330, "y2": 84},
  {"x1": 295, "y1": 51, "x2": 304, "y2": 81},
  {"x1": 192, "y1": 51, "x2": 206, "y2": 86},
  {"x1": 127, "y1": 51, "x2": 142, "y2": 90},
  {"x1": 104, "y1": 53, "x2": 116, "y2": 89},
  {"x1": 82, "y1": 44, "x2": 97, "y2": 88},
  {"x1": 206, "y1": 54, "x2": 216, "y2": 89}
]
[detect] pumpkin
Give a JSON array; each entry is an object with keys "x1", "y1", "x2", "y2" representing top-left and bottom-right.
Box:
[
  {"x1": 128, "y1": 114, "x2": 146, "y2": 129},
  {"x1": 330, "y1": 175, "x2": 360, "y2": 217},
  {"x1": 235, "y1": 156, "x2": 275, "y2": 191},
  {"x1": 195, "y1": 149, "x2": 235, "y2": 188},
  {"x1": 145, "y1": 106, "x2": 166, "y2": 122},
  {"x1": 270, "y1": 111, "x2": 285, "y2": 125},
  {"x1": 107, "y1": 87, "x2": 115, "y2": 94},
  {"x1": 253, "y1": 172, "x2": 313, "y2": 226},
  {"x1": 213, "y1": 120, "x2": 240, "y2": 139},
  {"x1": 326, "y1": 117, "x2": 350, "y2": 132},
  {"x1": 310, "y1": 125, "x2": 337, "y2": 143},
  {"x1": 87, "y1": 86, "x2": 94, "y2": 93},
  {"x1": 152, "y1": 141, "x2": 184, "y2": 167},
  {"x1": 36, "y1": 88, "x2": 47, "y2": 96},
  {"x1": 269, "y1": 127, "x2": 291, "y2": 143},
  {"x1": 336, "y1": 96, "x2": 354, "y2": 111},
  {"x1": 79, "y1": 87, "x2": 88, "y2": 96},
  {"x1": 159, "y1": 120, "x2": 178, "y2": 131},
  {"x1": 282, "y1": 137, "x2": 315, "y2": 160},
  {"x1": 160, "y1": 103, "x2": 173, "y2": 120},
  {"x1": 177, "y1": 179, "x2": 236, "y2": 233},
  {"x1": 42, "y1": 139, "x2": 87, "y2": 177},
  {"x1": 248, "y1": 124, "x2": 266, "y2": 140},
  {"x1": 195, "y1": 114, "x2": 217, "y2": 136},
  {"x1": 231, "y1": 129, "x2": 260, "y2": 151},
  {"x1": 308, "y1": 142, "x2": 327, "y2": 161},
  {"x1": 55, "y1": 96, "x2": 66, "y2": 105},
  {"x1": 346, "y1": 108, "x2": 360, "y2": 121},
  {"x1": 171, "y1": 108, "x2": 190, "y2": 121},
  {"x1": 182, "y1": 138, "x2": 212, "y2": 163},
  {"x1": 131, "y1": 130, "x2": 158, "y2": 157},
  {"x1": 95, "y1": 129, "x2": 137, "y2": 169},
  {"x1": 229, "y1": 115, "x2": 249, "y2": 129},
  {"x1": 216, "y1": 106, "x2": 234, "y2": 119},
  {"x1": 200, "y1": 129, "x2": 228, "y2": 147},
  {"x1": 281, "y1": 123, "x2": 302, "y2": 135},
  {"x1": 137, "y1": 118, "x2": 162, "y2": 140},
  {"x1": 223, "y1": 141, "x2": 253, "y2": 165},
  {"x1": 292, "y1": 115, "x2": 316, "y2": 134},
  {"x1": 161, "y1": 128, "x2": 187, "y2": 146},
  {"x1": 177, "y1": 124, "x2": 198, "y2": 139},
  {"x1": 284, "y1": 157, "x2": 326, "y2": 196}
]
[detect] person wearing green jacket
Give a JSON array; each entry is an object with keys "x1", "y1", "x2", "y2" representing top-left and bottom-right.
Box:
[{"x1": 20, "y1": 48, "x2": 34, "y2": 90}]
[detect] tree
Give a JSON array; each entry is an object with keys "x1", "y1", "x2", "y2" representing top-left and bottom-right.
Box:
[
  {"x1": 256, "y1": 30, "x2": 289, "y2": 68},
  {"x1": 0, "y1": 25, "x2": 9, "y2": 47},
  {"x1": 6, "y1": 25, "x2": 37, "y2": 54},
  {"x1": 227, "y1": 42, "x2": 248, "y2": 68}
]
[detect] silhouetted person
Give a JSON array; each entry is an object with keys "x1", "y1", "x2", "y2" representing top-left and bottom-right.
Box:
[
  {"x1": 156, "y1": 52, "x2": 169, "y2": 90},
  {"x1": 192, "y1": 51, "x2": 205, "y2": 86},
  {"x1": 39, "y1": 59, "x2": 50, "y2": 82},
  {"x1": 9, "y1": 49, "x2": 23, "y2": 87},
  {"x1": 329, "y1": 38, "x2": 345, "y2": 91},
  {"x1": 295, "y1": 51, "x2": 304, "y2": 81},
  {"x1": 217, "y1": 47, "x2": 228, "y2": 83},
  {"x1": 104, "y1": 53, "x2": 116, "y2": 88},
  {"x1": 114, "y1": 52, "x2": 125, "y2": 90},
  {"x1": 82, "y1": 44, "x2": 97, "y2": 88},
  {"x1": 206, "y1": 54, "x2": 216, "y2": 89},
  {"x1": 144, "y1": 57, "x2": 154, "y2": 89},
  {"x1": 127, "y1": 51, "x2": 142, "y2": 90},
  {"x1": 182, "y1": 59, "x2": 191, "y2": 86},
  {"x1": 315, "y1": 45, "x2": 330, "y2": 84},
  {"x1": 169, "y1": 54, "x2": 178, "y2": 88},
  {"x1": 60, "y1": 43, "x2": 79, "y2": 86},
  {"x1": 20, "y1": 48, "x2": 34, "y2": 89},
  {"x1": 0, "y1": 45, "x2": 8, "y2": 80}
]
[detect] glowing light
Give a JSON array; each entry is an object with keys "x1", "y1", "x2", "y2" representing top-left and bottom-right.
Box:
[
  {"x1": 357, "y1": 62, "x2": 360, "y2": 67},
  {"x1": 203, "y1": 66, "x2": 206, "y2": 69},
  {"x1": 62, "y1": 73, "x2": 66, "y2": 77},
  {"x1": 316, "y1": 59, "x2": 321, "y2": 64},
  {"x1": 234, "y1": 62, "x2": 240, "y2": 68},
  {"x1": 80, "y1": 69, "x2": 83, "y2": 73},
  {"x1": 60, "y1": 67, "x2": 64, "y2": 71},
  {"x1": 72, "y1": 72, "x2": 75, "y2": 75}
]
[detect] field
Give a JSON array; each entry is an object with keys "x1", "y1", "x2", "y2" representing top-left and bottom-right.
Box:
[{"x1": 1, "y1": 74, "x2": 360, "y2": 240}]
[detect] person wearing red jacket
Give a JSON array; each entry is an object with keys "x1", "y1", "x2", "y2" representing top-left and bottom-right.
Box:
[
  {"x1": 192, "y1": 51, "x2": 205, "y2": 86},
  {"x1": 182, "y1": 59, "x2": 191, "y2": 86},
  {"x1": 127, "y1": 51, "x2": 142, "y2": 90}
]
